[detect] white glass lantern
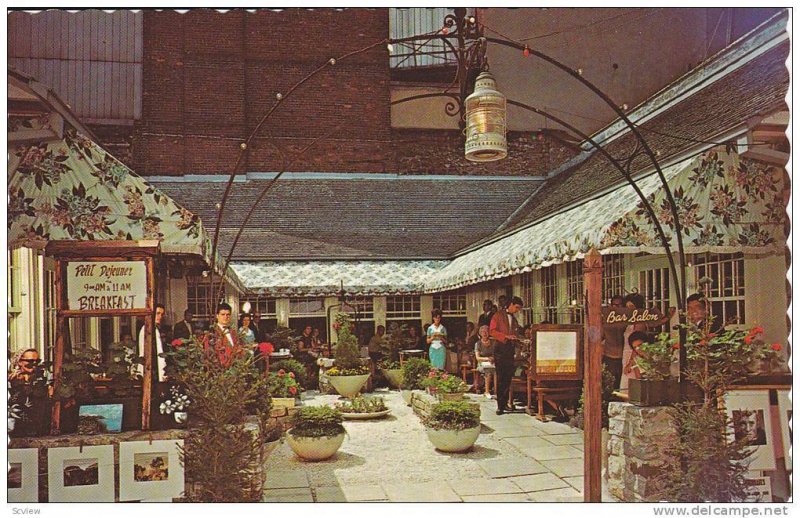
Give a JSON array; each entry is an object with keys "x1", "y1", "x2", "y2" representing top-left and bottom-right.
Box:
[{"x1": 465, "y1": 71, "x2": 507, "y2": 162}]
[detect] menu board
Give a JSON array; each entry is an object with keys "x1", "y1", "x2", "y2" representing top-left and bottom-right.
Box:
[{"x1": 66, "y1": 261, "x2": 148, "y2": 311}]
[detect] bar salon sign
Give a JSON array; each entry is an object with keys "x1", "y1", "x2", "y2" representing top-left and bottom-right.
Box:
[{"x1": 66, "y1": 261, "x2": 148, "y2": 311}]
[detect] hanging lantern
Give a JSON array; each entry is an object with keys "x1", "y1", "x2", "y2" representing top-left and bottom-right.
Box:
[{"x1": 465, "y1": 71, "x2": 507, "y2": 162}]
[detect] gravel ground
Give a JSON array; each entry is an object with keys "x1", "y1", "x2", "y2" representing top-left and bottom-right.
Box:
[{"x1": 265, "y1": 388, "x2": 523, "y2": 487}]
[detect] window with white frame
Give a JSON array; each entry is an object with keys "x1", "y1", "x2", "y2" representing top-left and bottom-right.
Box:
[
  {"x1": 693, "y1": 253, "x2": 745, "y2": 326},
  {"x1": 187, "y1": 276, "x2": 222, "y2": 321},
  {"x1": 69, "y1": 318, "x2": 91, "y2": 349},
  {"x1": 386, "y1": 295, "x2": 421, "y2": 320},
  {"x1": 603, "y1": 254, "x2": 626, "y2": 302},
  {"x1": 389, "y1": 8, "x2": 460, "y2": 69},
  {"x1": 541, "y1": 265, "x2": 559, "y2": 324},
  {"x1": 289, "y1": 297, "x2": 326, "y2": 317},
  {"x1": 349, "y1": 296, "x2": 375, "y2": 321},
  {"x1": 566, "y1": 261, "x2": 584, "y2": 324},
  {"x1": 433, "y1": 290, "x2": 467, "y2": 316},
  {"x1": 639, "y1": 267, "x2": 671, "y2": 333},
  {"x1": 240, "y1": 297, "x2": 277, "y2": 317},
  {"x1": 8, "y1": 250, "x2": 21, "y2": 350},
  {"x1": 44, "y1": 268, "x2": 57, "y2": 362},
  {"x1": 521, "y1": 272, "x2": 534, "y2": 326}
]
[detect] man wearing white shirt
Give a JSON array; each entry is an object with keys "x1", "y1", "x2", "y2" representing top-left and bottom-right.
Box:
[{"x1": 138, "y1": 303, "x2": 168, "y2": 382}]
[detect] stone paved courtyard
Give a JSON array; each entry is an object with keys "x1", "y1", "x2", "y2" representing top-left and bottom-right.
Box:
[{"x1": 263, "y1": 389, "x2": 615, "y2": 503}]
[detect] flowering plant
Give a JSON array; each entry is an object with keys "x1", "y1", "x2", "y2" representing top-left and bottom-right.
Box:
[
  {"x1": 257, "y1": 342, "x2": 274, "y2": 356},
  {"x1": 421, "y1": 369, "x2": 469, "y2": 394},
  {"x1": 159, "y1": 385, "x2": 191, "y2": 415},
  {"x1": 326, "y1": 366, "x2": 369, "y2": 376},
  {"x1": 633, "y1": 332, "x2": 676, "y2": 381},
  {"x1": 267, "y1": 369, "x2": 300, "y2": 398}
]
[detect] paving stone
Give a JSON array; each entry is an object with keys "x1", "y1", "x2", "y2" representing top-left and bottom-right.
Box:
[
  {"x1": 509, "y1": 472, "x2": 569, "y2": 493},
  {"x1": 542, "y1": 433, "x2": 584, "y2": 446},
  {"x1": 541, "y1": 458, "x2": 584, "y2": 478},
  {"x1": 263, "y1": 470, "x2": 310, "y2": 489},
  {"x1": 314, "y1": 486, "x2": 347, "y2": 502},
  {"x1": 475, "y1": 457, "x2": 549, "y2": 478},
  {"x1": 527, "y1": 486, "x2": 583, "y2": 502},
  {"x1": 524, "y1": 445, "x2": 583, "y2": 461},
  {"x1": 262, "y1": 488, "x2": 314, "y2": 502},
  {"x1": 564, "y1": 476, "x2": 585, "y2": 492},
  {"x1": 383, "y1": 481, "x2": 461, "y2": 502},
  {"x1": 337, "y1": 484, "x2": 388, "y2": 502},
  {"x1": 461, "y1": 493, "x2": 532, "y2": 502},
  {"x1": 491, "y1": 428, "x2": 544, "y2": 440},
  {"x1": 448, "y1": 478, "x2": 523, "y2": 496},
  {"x1": 504, "y1": 436, "x2": 556, "y2": 453},
  {"x1": 530, "y1": 420, "x2": 582, "y2": 435}
]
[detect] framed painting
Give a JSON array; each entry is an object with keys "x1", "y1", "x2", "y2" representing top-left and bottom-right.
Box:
[
  {"x1": 8, "y1": 448, "x2": 39, "y2": 503},
  {"x1": 47, "y1": 445, "x2": 115, "y2": 502},
  {"x1": 119, "y1": 440, "x2": 185, "y2": 502},
  {"x1": 78, "y1": 403, "x2": 124, "y2": 433},
  {"x1": 529, "y1": 324, "x2": 583, "y2": 381},
  {"x1": 776, "y1": 389, "x2": 791, "y2": 471},
  {"x1": 724, "y1": 390, "x2": 776, "y2": 471}
]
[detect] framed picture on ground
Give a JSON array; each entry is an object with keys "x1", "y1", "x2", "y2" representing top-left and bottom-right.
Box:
[
  {"x1": 529, "y1": 324, "x2": 583, "y2": 380},
  {"x1": 724, "y1": 390, "x2": 776, "y2": 471},
  {"x1": 776, "y1": 389, "x2": 791, "y2": 471},
  {"x1": 8, "y1": 448, "x2": 39, "y2": 503},
  {"x1": 78, "y1": 403, "x2": 123, "y2": 433},
  {"x1": 48, "y1": 445, "x2": 115, "y2": 502},
  {"x1": 119, "y1": 440, "x2": 184, "y2": 502}
]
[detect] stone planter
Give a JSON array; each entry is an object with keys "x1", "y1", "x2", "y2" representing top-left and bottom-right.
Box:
[
  {"x1": 426, "y1": 425, "x2": 481, "y2": 453},
  {"x1": 286, "y1": 430, "x2": 346, "y2": 461},
  {"x1": 382, "y1": 369, "x2": 404, "y2": 389},
  {"x1": 328, "y1": 374, "x2": 370, "y2": 398},
  {"x1": 341, "y1": 409, "x2": 391, "y2": 420},
  {"x1": 628, "y1": 378, "x2": 674, "y2": 406},
  {"x1": 437, "y1": 392, "x2": 465, "y2": 402},
  {"x1": 272, "y1": 397, "x2": 297, "y2": 409},
  {"x1": 401, "y1": 389, "x2": 413, "y2": 405}
]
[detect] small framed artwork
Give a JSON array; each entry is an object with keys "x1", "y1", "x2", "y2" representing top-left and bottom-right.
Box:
[
  {"x1": 724, "y1": 390, "x2": 776, "y2": 471},
  {"x1": 8, "y1": 448, "x2": 39, "y2": 503},
  {"x1": 78, "y1": 403, "x2": 123, "y2": 433},
  {"x1": 48, "y1": 445, "x2": 115, "y2": 502},
  {"x1": 744, "y1": 473, "x2": 773, "y2": 502},
  {"x1": 530, "y1": 324, "x2": 583, "y2": 380},
  {"x1": 119, "y1": 440, "x2": 185, "y2": 502},
  {"x1": 776, "y1": 389, "x2": 791, "y2": 471}
]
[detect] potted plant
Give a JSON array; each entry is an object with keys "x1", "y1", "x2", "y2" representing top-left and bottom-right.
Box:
[
  {"x1": 159, "y1": 385, "x2": 192, "y2": 425},
  {"x1": 267, "y1": 369, "x2": 301, "y2": 408},
  {"x1": 334, "y1": 395, "x2": 391, "y2": 420},
  {"x1": 379, "y1": 323, "x2": 410, "y2": 389},
  {"x1": 629, "y1": 332, "x2": 676, "y2": 406},
  {"x1": 423, "y1": 400, "x2": 482, "y2": 453},
  {"x1": 270, "y1": 358, "x2": 307, "y2": 391},
  {"x1": 421, "y1": 369, "x2": 469, "y2": 402},
  {"x1": 326, "y1": 313, "x2": 370, "y2": 397},
  {"x1": 286, "y1": 406, "x2": 346, "y2": 461},
  {"x1": 400, "y1": 357, "x2": 431, "y2": 405}
]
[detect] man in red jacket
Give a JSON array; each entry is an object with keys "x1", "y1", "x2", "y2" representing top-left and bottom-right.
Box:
[{"x1": 490, "y1": 296, "x2": 524, "y2": 415}]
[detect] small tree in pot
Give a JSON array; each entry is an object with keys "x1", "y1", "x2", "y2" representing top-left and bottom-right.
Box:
[
  {"x1": 399, "y1": 357, "x2": 431, "y2": 405},
  {"x1": 326, "y1": 313, "x2": 370, "y2": 397},
  {"x1": 423, "y1": 400, "x2": 482, "y2": 453},
  {"x1": 286, "y1": 406, "x2": 346, "y2": 461},
  {"x1": 379, "y1": 323, "x2": 411, "y2": 388}
]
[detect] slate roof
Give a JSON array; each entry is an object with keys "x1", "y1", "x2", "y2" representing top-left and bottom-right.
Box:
[
  {"x1": 464, "y1": 39, "x2": 790, "y2": 253},
  {"x1": 150, "y1": 176, "x2": 545, "y2": 260}
]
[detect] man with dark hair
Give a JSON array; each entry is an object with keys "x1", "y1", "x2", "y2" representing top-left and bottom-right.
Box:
[
  {"x1": 203, "y1": 302, "x2": 242, "y2": 366},
  {"x1": 138, "y1": 303, "x2": 167, "y2": 382},
  {"x1": 478, "y1": 299, "x2": 495, "y2": 329},
  {"x1": 624, "y1": 330, "x2": 651, "y2": 380},
  {"x1": 172, "y1": 309, "x2": 193, "y2": 340},
  {"x1": 490, "y1": 296, "x2": 523, "y2": 415},
  {"x1": 686, "y1": 293, "x2": 723, "y2": 333}
]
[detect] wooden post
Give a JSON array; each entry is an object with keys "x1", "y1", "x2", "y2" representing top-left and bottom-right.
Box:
[
  {"x1": 583, "y1": 248, "x2": 603, "y2": 502},
  {"x1": 141, "y1": 256, "x2": 156, "y2": 431}
]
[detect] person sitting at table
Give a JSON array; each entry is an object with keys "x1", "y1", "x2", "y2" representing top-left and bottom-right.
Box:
[
  {"x1": 474, "y1": 325, "x2": 496, "y2": 399},
  {"x1": 427, "y1": 310, "x2": 447, "y2": 370},
  {"x1": 407, "y1": 325, "x2": 424, "y2": 351}
]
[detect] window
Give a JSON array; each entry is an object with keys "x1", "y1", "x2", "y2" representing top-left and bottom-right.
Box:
[
  {"x1": 44, "y1": 268, "x2": 57, "y2": 363},
  {"x1": 693, "y1": 253, "x2": 745, "y2": 326},
  {"x1": 541, "y1": 265, "x2": 559, "y2": 324},
  {"x1": 289, "y1": 297, "x2": 326, "y2": 316},
  {"x1": 520, "y1": 272, "x2": 534, "y2": 326},
  {"x1": 8, "y1": 250, "x2": 21, "y2": 314},
  {"x1": 433, "y1": 290, "x2": 467, "y2": 316},
  {"x1": 389, "y1": 8, "x2": 458, "y2": 69},
  {"x1": 69, "y1": 318, "x2": 91, "y2": 349},
  {"x1": 566, "y1": 261, "x2": 584, "y2": 324},
  {"x1": 187, "y1": 276, "x2": 221, "y2": 321},
  {"x1": 603, "y1": 254, "x2": 625, "y2": 303},
  {"x1": 240, "y1": 297, "x2": 277, "y2": 317},
  {"x1": 386, "y1": 295, "x2": 421, "y2": 320},
  {"x1": 639, "y1": 267, "x2": 671, "y2": 333},
  {"x1": 349, "y1": 296, "x2": 375, "y2": 321}
]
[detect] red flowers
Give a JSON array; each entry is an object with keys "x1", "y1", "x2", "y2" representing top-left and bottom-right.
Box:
[
  {"x1": 751, "y1": 326, "x2": 765, "y2": 335},
  {"x1": 278, "y1": 369, "x2": 286, "y2": 377},
  {"x1": 258, "y1": 342, "x2": 274, "y2": 355},
  {"x1": 699, "y1": 340, "x2": 707, "y2": 347},
  {"x1": 289, "y1": 372, "x2": 295, "y2": 379},
  {"x1": 744, "y1": 336, "x2": 753, "y2": 345},
  {"x1": 707, "y1": 333, "x2": 717, "y2": 338},
  {"x1": 171, "y1": 339, "x2": 183, "y2": 347},
  {"x1": 672, "y1": 343, "x2": 681, "y2": 350},
  {"x1": 289, "y1": 386, "x2": 297, "y2": 395},
  {"x1": 771, "y1": 343, "x2": 782, "y2": 351}
]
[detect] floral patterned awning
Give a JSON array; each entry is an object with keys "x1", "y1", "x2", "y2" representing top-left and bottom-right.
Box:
[
  {"x1": 230, "y1": 260, "x2": 450, "y2": 297},
  {"x1": 8, "y1": 115, "x2": 244, "y2": 292},
  {"x1": 425, "y1": 148, "x2": 786, "y2": 293}
]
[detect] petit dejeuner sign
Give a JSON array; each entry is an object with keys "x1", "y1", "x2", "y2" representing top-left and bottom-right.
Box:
[{"x1": 66, "y1": 261, "x2": 148, "y2": 311}]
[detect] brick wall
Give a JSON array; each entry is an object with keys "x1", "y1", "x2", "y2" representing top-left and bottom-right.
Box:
[{"x1": 133, "y1": 8, "x2": 393, "y2": 175}]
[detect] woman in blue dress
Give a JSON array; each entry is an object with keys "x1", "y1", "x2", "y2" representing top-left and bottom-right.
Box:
[{"x1": 427, "y1": 309, "x2": 447, "y2": 370}]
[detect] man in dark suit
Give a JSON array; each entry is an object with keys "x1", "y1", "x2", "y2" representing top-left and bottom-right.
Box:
[
  {"x1": 687, "y1": 293, "x2": 724, "y2": 333},
  {"x1": 172, "y1": 309, "x2": 194, "y2": 340},
  {"x1": 490, "y1": 296, "x2": 524, "y2": 415}
]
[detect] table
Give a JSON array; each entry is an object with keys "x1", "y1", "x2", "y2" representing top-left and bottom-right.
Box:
[{"x1": 399, "y1": 349, "x2": 425, "y2": 365}]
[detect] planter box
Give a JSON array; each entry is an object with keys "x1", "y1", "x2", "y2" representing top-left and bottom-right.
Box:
[
  {"x1": 628, "y1": 379, "x2": 675, "y2": 407},
  {"x1": 272, "y1": 397, "x2": 297, "y2": 409},
  {"x1": 437, "y1": 392, "x2": 465, "y2": 402}
]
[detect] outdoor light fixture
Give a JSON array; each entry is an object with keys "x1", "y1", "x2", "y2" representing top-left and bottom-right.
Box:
[
  {"x1": 464, "y1": 71, "x2": 507, "y2": 162},
  {"x1": 242, "y1": 301, "x2": 252, "y2": 314}
]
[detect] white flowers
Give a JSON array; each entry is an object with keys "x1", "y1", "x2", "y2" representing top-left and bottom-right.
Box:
[{"x1": 159, "y1": 387, "x2": 191, "y2": 415}]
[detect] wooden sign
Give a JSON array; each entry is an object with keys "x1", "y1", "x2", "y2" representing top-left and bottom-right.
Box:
[
  {"x1": 602, "y1": 306, "x2": 669, "y2": 329},
  {"x1": 65, "y1": 260, "x2": 148, "y2": 312},
  {"x1": 530, "y1": 324, "x2": 583, "y2": 380}
]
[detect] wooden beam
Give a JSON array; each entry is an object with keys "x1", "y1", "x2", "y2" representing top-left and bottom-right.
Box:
[
  {"x1": 583, "y1": 249, "x2": 603, "y2": 502},
  {"x1": 141, "y1": 255, "x2": 156, "y2": 431},
  {"x1": 50, "y1": 260, "x2": 66, "y2": 435},
  {"x1": 46, "y1": 240, "x2": 160, "y2": 258}
]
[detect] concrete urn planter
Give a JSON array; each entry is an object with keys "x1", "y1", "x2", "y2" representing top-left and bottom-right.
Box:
[
  {"x1": 382, "y1": 369, "x2": 404, "y2": 389},
  {"x1": 328, "y1": 374, "x2": 370, "y2": 398},
  {"x1": 286, "y1": 430, "x2": 346, "y2": 461},
  {"x1": 426, "y1": 425, "x2": 481, "y2": 453},
  {"x1": 401, "y1": 389, "x2": 413, "y2": 405}
]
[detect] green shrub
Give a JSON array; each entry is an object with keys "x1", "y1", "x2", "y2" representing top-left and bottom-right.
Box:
[
  {"x1": 289, "y1": 406, "x2": 345, "y2": 438},
  {"x1": 423, "y1": 401, "x2": 481, "y2": 431},
  {"x1": 331, "y1": 313, "x2": 368, "y2": 374},
  {"x1": 270, "y1": 359, "x2": 307, "y2": 389},
  {"x1": 400, "y1": 357, "x2": 431, "y2": 389}
]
